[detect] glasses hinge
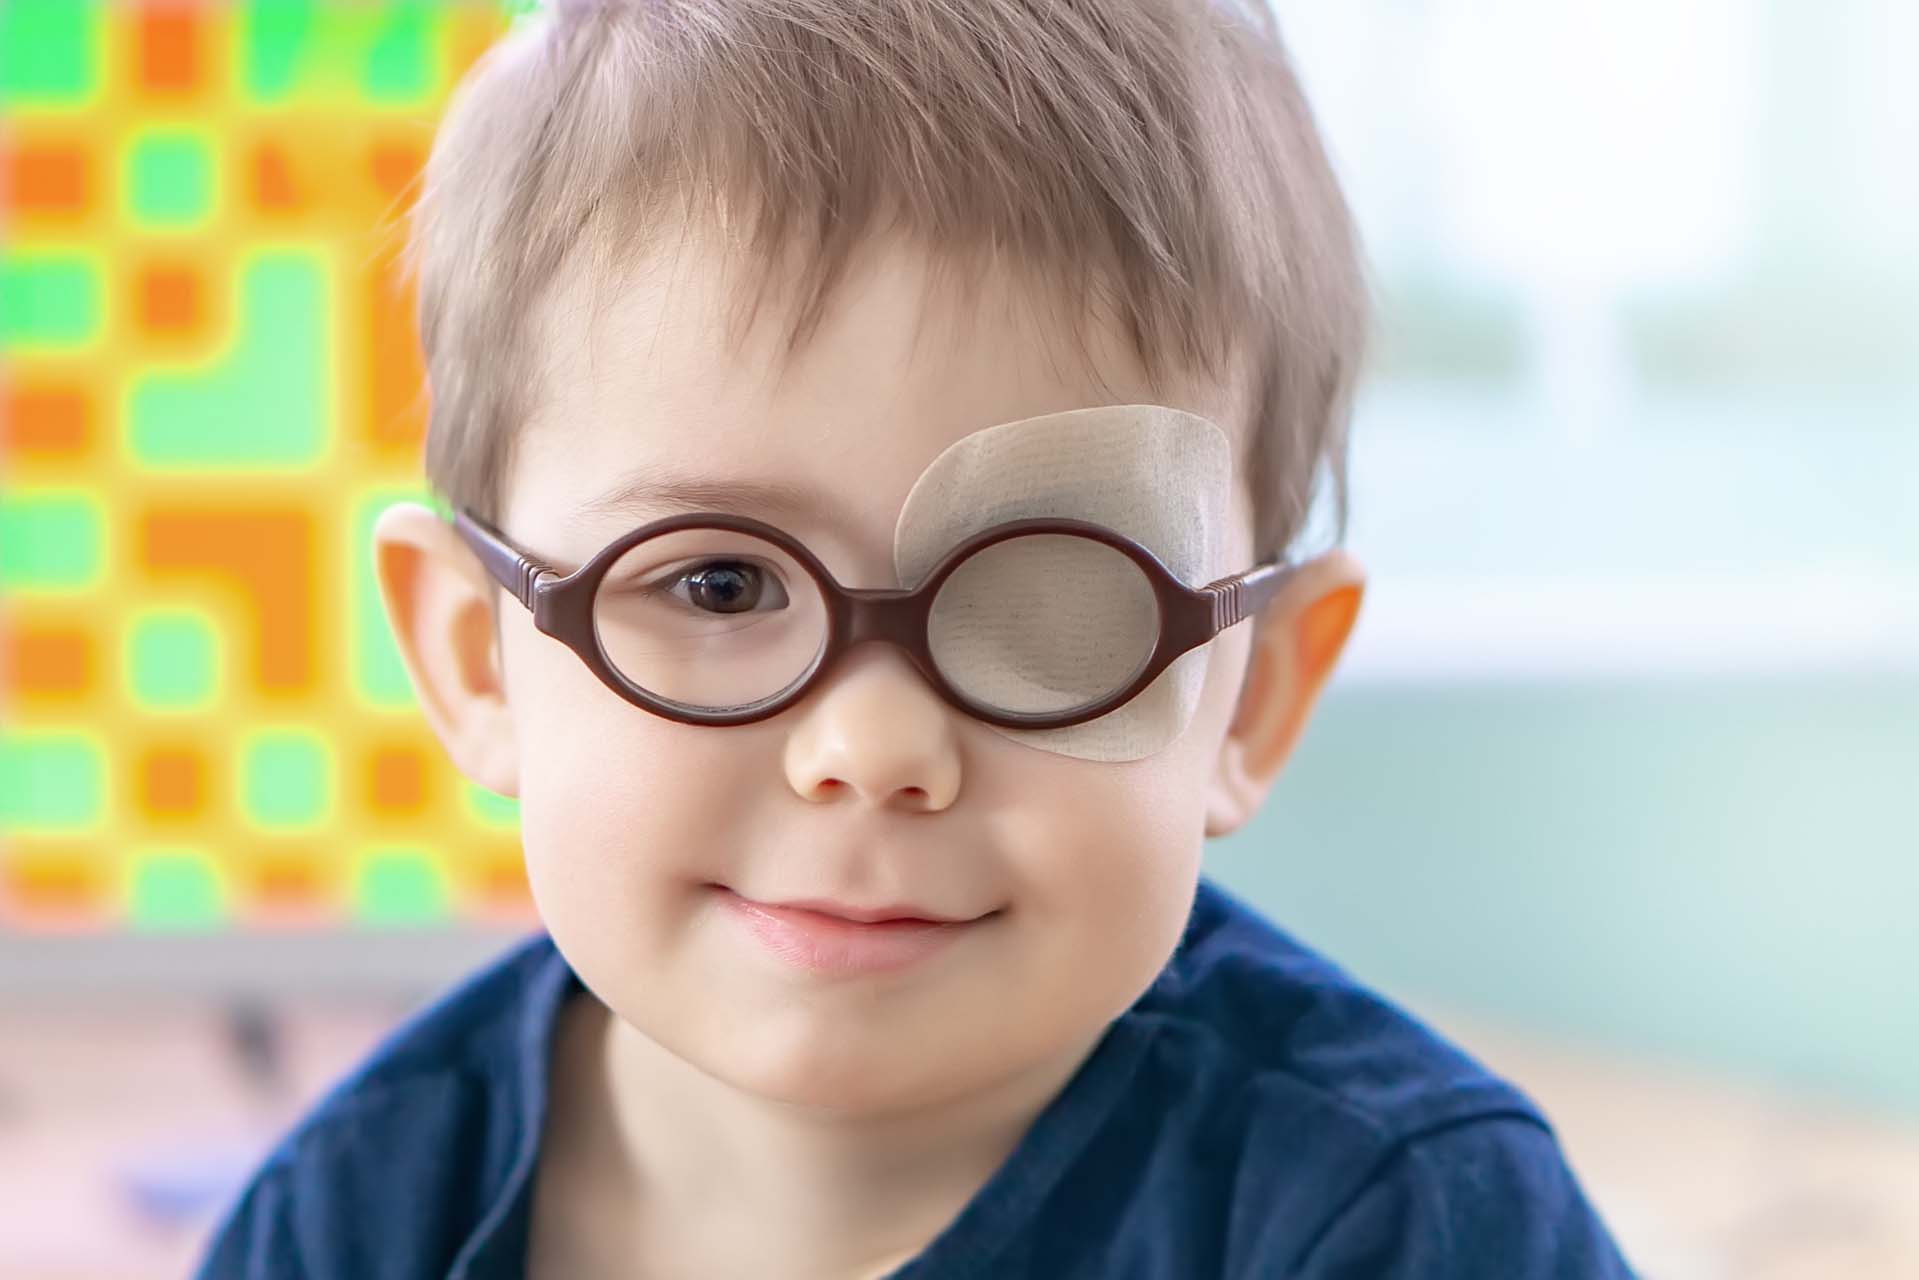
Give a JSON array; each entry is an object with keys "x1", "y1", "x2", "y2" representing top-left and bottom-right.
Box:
[
  {"x1": 1204, "y1": 581, "x2": 1245, "y2": 631},
  {"x1": 514, "y1": 561, "x2": 553, "y2": 610}
]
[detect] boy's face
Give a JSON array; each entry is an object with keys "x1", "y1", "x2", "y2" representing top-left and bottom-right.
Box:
[{"x1": 398, "y1": 225, "x2": 1334, "y2": 1115}]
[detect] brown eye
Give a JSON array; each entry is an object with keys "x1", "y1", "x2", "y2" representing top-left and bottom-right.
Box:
[{"x1": 660, "y1": 560, "x2": 791, "y2": 615}]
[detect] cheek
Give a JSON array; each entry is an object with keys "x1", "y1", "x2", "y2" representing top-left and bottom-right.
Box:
[
  {"x1": 499, "y1": 621, "x2": 737, "y2": 924},
  {"x1": 1000, "y1": 636, "x2": 1243, "y2": 998},
  {"x1": 994, "y1": 750, "x2": 1210, "y2": 1008},
  {"x1": 1011, "y1": 633, "x2": 1242, "y2": 902}
]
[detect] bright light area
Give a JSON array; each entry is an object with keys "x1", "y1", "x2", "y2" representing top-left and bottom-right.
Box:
[{"x1": 1277, "y1": 0, "x2": 1919, "y2": 681}]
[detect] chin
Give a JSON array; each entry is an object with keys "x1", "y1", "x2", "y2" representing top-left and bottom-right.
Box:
[{"x1": 711, "y1": 1028, "x2": 990, "y2": 1116}]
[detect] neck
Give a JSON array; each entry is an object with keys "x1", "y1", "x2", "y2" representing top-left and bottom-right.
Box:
[{"x1": 548, "y1": 994, "x2": 1102, "y2": 1278}]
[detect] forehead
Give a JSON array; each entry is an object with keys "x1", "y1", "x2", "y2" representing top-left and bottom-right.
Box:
[{"x1": 503, "y1": 223, "x2": 1235, "y2": 563}]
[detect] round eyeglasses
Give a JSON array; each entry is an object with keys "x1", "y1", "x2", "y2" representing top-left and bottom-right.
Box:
[{"x1": 452, "y1": 508, "x2": 1298, "y2": 729}]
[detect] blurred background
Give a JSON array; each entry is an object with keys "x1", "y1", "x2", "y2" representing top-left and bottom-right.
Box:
[{"x1": 1, "y1": 1, "x2": 1914, "y2": 1277}]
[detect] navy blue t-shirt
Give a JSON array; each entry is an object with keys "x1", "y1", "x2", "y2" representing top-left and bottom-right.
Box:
[{"x1": 194, "y1": 874, "x2": 1638, "y2": 1278}]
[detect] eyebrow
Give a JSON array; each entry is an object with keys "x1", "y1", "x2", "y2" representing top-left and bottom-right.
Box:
[{"x1": 572, "y1": 467, "x2": 843, "y2": 529}]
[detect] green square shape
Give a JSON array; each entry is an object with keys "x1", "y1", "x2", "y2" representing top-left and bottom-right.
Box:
[
  {"x1": 241, "y1": 728, "x2": 330, "y2": 827},
  {"x1": 0, "y1": 254, "x2": 103, "y2": 348},
  {"x1": 365, "y1": 3, "x2": 433, "y2": 102},
  {"x1": 127, "y1": 131, "x2": 215, "y2": 226},
  {"x1": 356, "y1": 847, "x2": 447, "y2": 923},
  {"x1": 128, "y1": 251, "x2": 329, "y2": 468},
  {"x1": 0, "y1": 0, "x2": 99, "y2": 104},
  {"x1": 0, "y1": 733, "x2": 104, "y2": 829},
  {"x1": 0, "y1": 492, "x2": 104, "y2": 590},
  {"x1": 130, "y1": 849, "x2": 226, "y2": 930},
  {"x1": 242, "y1": 0, "x2": 314, "y2": 100},
  {"x1": 128, "y1": 610, "x2": 221, "y2": 709}
]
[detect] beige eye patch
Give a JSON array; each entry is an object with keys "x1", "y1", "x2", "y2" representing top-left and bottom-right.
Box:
[{"x1": 893, "y1": 403, "x2": 1234, "y2": 762}]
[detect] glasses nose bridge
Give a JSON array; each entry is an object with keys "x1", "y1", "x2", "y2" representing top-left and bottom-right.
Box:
[{"x1": 836, "y1": 584, "x2": 932, "y2": 657}]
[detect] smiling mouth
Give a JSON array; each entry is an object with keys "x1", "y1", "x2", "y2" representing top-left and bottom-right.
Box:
[
  {"x1": 707, "y1": 883, "x2": 993, "y2": 925},
  {"x1": 709, "y1": 885, "x2": 1002, "y2": 975}
]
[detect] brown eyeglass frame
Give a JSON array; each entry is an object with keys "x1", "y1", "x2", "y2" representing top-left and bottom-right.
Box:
[{"x1": 451, "y1": 507, "x2": 1300, "y2": 730}]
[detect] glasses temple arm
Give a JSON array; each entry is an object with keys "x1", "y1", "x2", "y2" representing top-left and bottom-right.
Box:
[
  {"x1": 451, "y1": 509, "x2": 549, "y2": 611},
  {"x1": 1200, "y1": 559, "x2": 1300, "y2": 633}
]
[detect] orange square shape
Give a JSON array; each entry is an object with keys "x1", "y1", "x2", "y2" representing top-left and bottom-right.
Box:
[
  {"x1": 141, "y1": 746, "x2": 206, "y2": 816},
  {"x1": 368, "y1": 141, "x2": 423, "y2": 201},
  {"x1": 138, "y1": 263, "x2": 204, "y2": 335},
  {"x1": 8, "y1": 625, "x2": 93, "y2": 696},
  {"x1": 368, "y1": 743, "x2": 428, "y2": 813},
  {"x1": 7, "y1": 144, "x2": 88, "y2": 214},
  {"x1": 139, "y1": 6, "x2": 202, "y2": 94},
  {"x1": 4, "y1": 386, "x2": 92, "y2": 456},
  {"x1": 251, "y1": 142, "x2": 302, "y2": 212}
]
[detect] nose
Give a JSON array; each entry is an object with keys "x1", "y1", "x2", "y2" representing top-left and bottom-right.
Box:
[{"x1": 781, "y1": 643, "x2": 962, "y2": 810}]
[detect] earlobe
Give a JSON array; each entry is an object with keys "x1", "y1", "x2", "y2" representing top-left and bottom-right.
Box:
[
  {"x1": 1204, "y1": 551, "x2": 1365, "y2": 839},
  {"x1": 371, "y1": 502, "x2": 521, "y2": 798}
]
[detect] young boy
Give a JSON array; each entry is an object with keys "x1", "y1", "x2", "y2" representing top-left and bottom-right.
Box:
[{"x1": 198, "y1": 1, "x2": 1637, "y2": 1276}]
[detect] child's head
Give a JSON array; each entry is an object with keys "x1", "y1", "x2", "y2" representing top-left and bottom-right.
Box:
[{"x1": 375, "y1": 0, "x2": 1367, "y2": 1114}]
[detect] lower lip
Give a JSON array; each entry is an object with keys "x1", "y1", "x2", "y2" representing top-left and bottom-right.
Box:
[{"x1": 715, "y1": 887, "x2": 985, "y2": 976}]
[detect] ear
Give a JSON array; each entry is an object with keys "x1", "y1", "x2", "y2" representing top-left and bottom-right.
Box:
[
  {"x1": 371, "y1": 501, "x2": 521, "y2": 798},
  {"x1": 1204, "y1": 548, "x2": 1365, "y2": 839}
]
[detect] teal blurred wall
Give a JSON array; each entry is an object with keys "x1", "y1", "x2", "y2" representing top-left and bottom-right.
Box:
[
  {"x1": 1208, "y1": 675, "x2": 1919, "y2": 1114},
  {"x1": 1212, "y1": 0, "x2": 1917, "y2": 1115}
]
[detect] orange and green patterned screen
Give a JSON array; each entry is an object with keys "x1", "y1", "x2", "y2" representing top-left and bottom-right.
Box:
[{"x1": 1, "y1": 0, "x2": 542, "y2": 932}]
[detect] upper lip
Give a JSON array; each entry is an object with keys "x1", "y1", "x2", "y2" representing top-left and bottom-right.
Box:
[{"x1": 734, "y1": 891, "x2": 980, "y2": 925}]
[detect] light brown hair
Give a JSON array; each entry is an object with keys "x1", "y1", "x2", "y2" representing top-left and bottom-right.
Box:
[{"x1": 401, "y1": 0, "x2": 1369, "y2": 564}]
